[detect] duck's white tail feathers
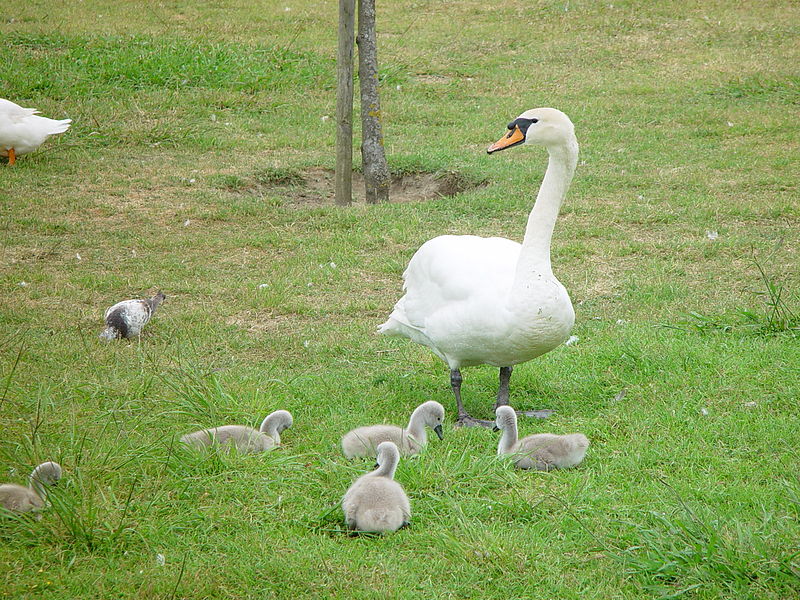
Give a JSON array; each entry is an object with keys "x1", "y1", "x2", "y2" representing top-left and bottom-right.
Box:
[{"x1": 41, "y1": 117, "x2": 72, "y2": 135}]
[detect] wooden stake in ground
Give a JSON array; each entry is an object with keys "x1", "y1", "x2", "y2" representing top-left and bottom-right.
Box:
[
  {"x1": 357, "y1": 0, "x2": 390, "y2": 204},
  {"x1": 335, "y1": 0, "x2": 356, "y2": 206}
]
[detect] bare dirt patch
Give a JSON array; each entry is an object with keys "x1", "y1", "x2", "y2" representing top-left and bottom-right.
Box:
[{"x1": 216, "y1": 167, "x2": 486, "y2": 205}]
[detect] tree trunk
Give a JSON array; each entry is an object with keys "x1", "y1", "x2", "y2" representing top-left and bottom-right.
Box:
[
  {"x1": 335, "y1": 0, "x2": 356, "y2": 206},
  {"x1": 357, "y1": 0, "x2": 390, "y2": 204}
]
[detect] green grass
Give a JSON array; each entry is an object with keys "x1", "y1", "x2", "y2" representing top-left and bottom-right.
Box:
[{"x1": 1, "y1": 0, "x2": 799, "y2": 598}]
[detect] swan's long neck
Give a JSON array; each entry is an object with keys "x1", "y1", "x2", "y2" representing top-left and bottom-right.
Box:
[
  {"x1": 260, "y1": 415, "x2": 281, "y2": 443},
  {"x1": 29, "y1": 475, "x2": 48, "y2": 500},
  {"x1": 512, "y1": 139, "x2": 578, "y2": 287},
  {"x1": 373, "y1": 453, "x2": 398, "y2": 479},
  {"x1": 405, "y1": 406, "x2": 428, "y2": 446},
  {"x1": 497, "y1": 417, "x2": 519, "y2": 455},
  {"x1": 267, "y1": 426, "x2": 281, "y2": 445}
]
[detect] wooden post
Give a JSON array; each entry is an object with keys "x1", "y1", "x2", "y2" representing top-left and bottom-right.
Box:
[
  {"x1": 335, "y1": 0, "x2": 356, "y2": 206},
  {"x1": 357, "y1": 0, "x2": 390, "y2": 204}
]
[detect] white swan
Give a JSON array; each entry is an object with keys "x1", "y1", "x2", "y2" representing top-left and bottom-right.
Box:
[
  {"x1": 100, "y1": 292, "x2": 166, "y2": 340},
  {"x1": 342, "y1": 441, "x2": 410, "y2": 532},
  {"x1": 341, "y1": 400, "x2": 445, "y2": 459},
  {"x1": 181, "y1": 409, "x2": 293, "y2": 453},
  {"x1": 0, "y1": 98, "x2": 71, "y2": 165},
  {"x1": 0, "y1": 461, "x2": 62, "y2": 514},
  {"x1": 379, "y1": 108, "x2": 578, "y2": 426},
  {"x1": 494, "y1": 406, "x2": 588, "y2": 470}
]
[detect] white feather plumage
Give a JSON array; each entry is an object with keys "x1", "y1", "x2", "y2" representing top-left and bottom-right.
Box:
[{"x1": 0, "y1": 98, "x2": 71, "y2": 161}]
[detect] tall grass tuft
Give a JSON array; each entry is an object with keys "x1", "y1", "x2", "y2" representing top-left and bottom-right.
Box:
[
  {"x1": 684, "y1": 255, "x2": 799, "y2": 338},
  {"x1": 613, "y1": 485, "x2": 800, "y2": 599}
]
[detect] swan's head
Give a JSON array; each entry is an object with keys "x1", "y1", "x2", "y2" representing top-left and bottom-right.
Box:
[
  {"x1": 493, "y1": 405, "x2": 517, "y2": 432},
  {"x1": 487, "y1": 108, "x2": 575, "y2": 154}
]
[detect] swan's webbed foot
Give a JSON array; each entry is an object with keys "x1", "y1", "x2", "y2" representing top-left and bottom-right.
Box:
[
  {"x1": 517, "y1": 409, "x2": 556, "y2": 419},
  {"x1": 450, "y1": 367, "x2": 496, "y2": 427},
  {"x1": 454, "y1": 413, "x2": 494, "y2": 428}
]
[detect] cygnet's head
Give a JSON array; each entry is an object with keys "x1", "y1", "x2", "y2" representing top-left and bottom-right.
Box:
[
  {"x1": 260, "y1": 410, "x2": 293, "y2": 437},
  {"x1": 31, "y1": 462, "x2": 62, "y2": 485},
  {"x1": 493, "y1": 405, "x2": 517, "y2": 432},
  {"x1": 29, "y1": 461, "x2": 62, "y2": 498},
  {"x1": 266, "y1": 410, "x2": 293, "y2": 431},
  {"x1": 419, "y1": 400, "x2": 445, "y2": 440},
  {"x1": 374, "y1": 441, "x2": 400, "y2": 472},
  {"x1": 487, "y1": 108, "x2": 575, "y2": 153}
]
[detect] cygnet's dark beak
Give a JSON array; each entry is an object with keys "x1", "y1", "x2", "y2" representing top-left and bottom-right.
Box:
[
  {"x1": 372, "y1": 462, "x2": 379, "y2": 470},
  {"x1": 492, "y1": 425, "x2": 500, "y2": 432},
  {"x1": 434, "y1": 424, "x2": 444, "y2": 440}
]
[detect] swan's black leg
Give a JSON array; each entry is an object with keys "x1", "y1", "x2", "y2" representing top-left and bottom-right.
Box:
[
  {"x1": 452, "y1": 369, "x2": 493, "y2": 428},
  {"x1": 495, "y1": 366, "x2": 513, "y2": 409},
  {"x1": 451, "y1": 369, "x2": 465, "y2": 417}
]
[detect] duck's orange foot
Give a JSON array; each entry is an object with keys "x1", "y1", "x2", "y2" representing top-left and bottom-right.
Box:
[{"x1": 7, "y1": 148, "x2": 16, "y2": 166}]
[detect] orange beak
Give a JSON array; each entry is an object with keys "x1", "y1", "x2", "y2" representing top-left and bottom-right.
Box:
[{"x1": 487, "y1": 125, "x2": 525, "y2": 154}]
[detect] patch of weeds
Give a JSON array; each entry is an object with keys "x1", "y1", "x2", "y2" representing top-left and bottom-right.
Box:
[
  {"x1": 387, "y1": 158, "x2": 488, "y2": 196},
  {"x1": 749, "y1": 258, "x2": 799, "y2": 334},
  {"x1": 711, "y1": 75, "x2": 800, "y2": 105},
  {"x1": 388, "y1": 155, "x2": 449, "y2": 177},
  {"x1": 2, "y1": 33, "x2": 333, "y2": 98},
  {"x1": 208, "y1": 174, "x2": 248, "y2": 192},
  {"x1": 159, "y1": 370, "x2": 231, "y2": 427},
  {"x1": 306, "y1": 501, "x2": 350, "y2": 537},
  {"x1": 427, "y1": 170, "x2": 488, "y2": 196},
  {"x1": 679, "y1": 257, "x2": 799, "y2": 338},
  {"x1": 376, "y1": 61, "x2": 410, "y2": 86},
  {"x1": 209, "y1": 168, "x2": 303, "y2": 194},
  {"x1": 252, "y1": 166, "x2": 304, "y2": 187},
  {"x1": 614, "y1": 501, "x2": 800, "y2": 599}
]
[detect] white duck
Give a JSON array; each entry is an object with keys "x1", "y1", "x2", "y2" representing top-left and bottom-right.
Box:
[
  {"x1": 379, "y1": 108, "x2": 578, "y2": 426},
  {"x1": 100, "y1": 292, "x2": 166, "y2": 340},
  {"x1": 0, "y1": 98, "x2": 71, "y2": 165}
]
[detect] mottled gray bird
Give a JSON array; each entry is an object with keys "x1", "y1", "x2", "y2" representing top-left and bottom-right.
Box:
[{"x1": 100, "y1": 291, "x2": 165, "y2": 340}]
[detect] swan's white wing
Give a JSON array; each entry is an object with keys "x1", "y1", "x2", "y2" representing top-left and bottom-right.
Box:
[
  {"x1": 400, "y1": 235, "x2": 520, "y2": 327},
  {"x1": 379, "y1": 235, "x2": 520, "y2": 362}
]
